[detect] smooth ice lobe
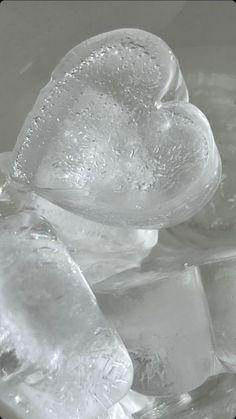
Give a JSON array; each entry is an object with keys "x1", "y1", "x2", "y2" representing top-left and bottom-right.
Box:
[
  {"x1": 10, "y1": 29, "x2": 221, "y2": 228},
  {"x1": 0, "y1": 212, "x2": 133, "y2": 419}
]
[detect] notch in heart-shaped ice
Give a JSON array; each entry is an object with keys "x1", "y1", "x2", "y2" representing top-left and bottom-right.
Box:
[{"x1": 9, "y1": 29, "x2": 221, "y2": 228}]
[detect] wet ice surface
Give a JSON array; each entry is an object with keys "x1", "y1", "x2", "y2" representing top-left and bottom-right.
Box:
[
  {"x1": 0, "y1": 211, "x2": 133, "y2": 419},
  {"x1": 10, "y1": 29, "x2": 221, "y2": 228}
]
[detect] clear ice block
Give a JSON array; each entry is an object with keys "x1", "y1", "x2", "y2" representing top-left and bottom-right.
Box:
[
  {"x1": 33, "y1": 194, "x2": 158, "y2": 284},
  {"x1": 0, "y1": 211, "x2": 133, "y2": 419},
  {"x1": 0, "y1": 151, "x2": 158, "y2": 284},
  {"x1": 95, "y1": 267, "x2": 218, "y2": 397},
  {"x1": 198, "y1": 254, "x2": 236, "y2": 369},
  {"x1": 9, "y1": 29, "x2": 221, "y2": 228}
]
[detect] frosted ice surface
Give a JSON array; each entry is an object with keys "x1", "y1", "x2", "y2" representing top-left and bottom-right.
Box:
[
  {"x1": 95, "y1": 267, "x2": 217, "y2": 397},
  {"x1": 10, "y1": 29, "x2": 221, "y2": 228},
  {"x1": 175, "y1": 74, "x2": 236, "y2": 242},
  {"x1": 0, "y1": 152, "x2": 24, "y2": 218},
  {"x1": 198, "y1": 255, "x2": 236, "y2": 369},
  {"x1": 0, "y1": 211, "x2": 133, "y2": 419},
  {"x1": 154, "y1": 74, "x2": 236, "y2": 269}
]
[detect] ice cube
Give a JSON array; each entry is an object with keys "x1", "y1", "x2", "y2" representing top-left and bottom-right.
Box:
[
  {"x1": 32, "y1": 193, "x2": 158, "y2": 284},
  {"x1": 95, "y1": 267, "x2": 218, "y2": 397},
  {"x1": 9, "y1": 29, "x2": 221, "y2": 228},
  {"x1": 198, "y1": 254, "x2": 236, "y2": 369},
  {"x1": 0, "y1": 151, "x2": 158, "y2": 284},
  {"x1": 0, "y1": 211, "x2": 133, "y2": 419}
]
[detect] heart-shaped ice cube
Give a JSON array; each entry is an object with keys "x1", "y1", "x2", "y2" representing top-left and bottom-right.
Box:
[{"x1": 10, "y1": 29, "x2": 221, "y2": 227}]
